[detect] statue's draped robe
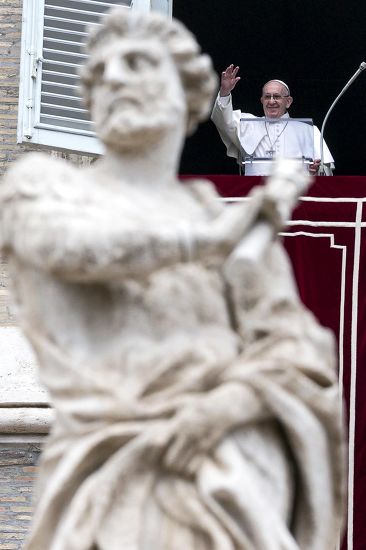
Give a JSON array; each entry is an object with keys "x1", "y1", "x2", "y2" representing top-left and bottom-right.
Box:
[{"x1": 0, "y1": 154, "x2": 344, "y2": 550}]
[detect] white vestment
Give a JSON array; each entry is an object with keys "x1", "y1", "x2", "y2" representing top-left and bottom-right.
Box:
[{"x1": 211, "y1": 94, "x2": 335, "y2": 175}]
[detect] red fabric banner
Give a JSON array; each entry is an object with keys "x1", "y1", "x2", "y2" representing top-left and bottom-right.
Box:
[{"x1": 181, "y1": 175, "x2": 366, "y2": 550}]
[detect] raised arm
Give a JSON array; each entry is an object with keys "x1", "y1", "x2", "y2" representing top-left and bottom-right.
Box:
[
  {"x1": 211, "y1": 65, "x2": 244, "y2": 160},
  {"x1": 0, "y1": 155, "x2": 266, "y2": 283},
  {"x1": 0, "y1": 155, "x2": 309, "y2": 284}
]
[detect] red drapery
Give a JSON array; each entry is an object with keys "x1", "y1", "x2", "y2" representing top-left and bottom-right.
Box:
[{"x1": 181, "y1": 175, "x2": 366, "y2": 550}]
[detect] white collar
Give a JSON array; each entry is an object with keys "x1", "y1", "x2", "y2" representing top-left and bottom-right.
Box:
[{"x1": 264, "y1": 112, "x2": 290, "y2": 123}]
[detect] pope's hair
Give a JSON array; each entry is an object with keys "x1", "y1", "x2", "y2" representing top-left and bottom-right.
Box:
[{"x1": 80, "y1": 9, "x2": 218, "y2": 135}]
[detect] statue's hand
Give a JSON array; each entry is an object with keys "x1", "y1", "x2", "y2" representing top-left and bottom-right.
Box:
[
  {"x1": 163, "y1": 401, "x2": 223, "y2": 477},
  {"x1": 163, "y1": 382, "x2": 266, "y2": 477}
]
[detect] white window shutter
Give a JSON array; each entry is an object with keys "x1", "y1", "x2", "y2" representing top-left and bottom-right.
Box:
[{"x1": 18, "y1": 0, "x2": 172, "y2": 155}]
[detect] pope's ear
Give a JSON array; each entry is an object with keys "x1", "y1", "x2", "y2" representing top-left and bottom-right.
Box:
[{"x1": 286, "y1": 96, "x2": 293, "y2": 108}]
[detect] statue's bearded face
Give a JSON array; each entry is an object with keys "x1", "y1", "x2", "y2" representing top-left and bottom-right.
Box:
[{"x1": 89, "y1": 38, "x2": 187, "y2": 152}]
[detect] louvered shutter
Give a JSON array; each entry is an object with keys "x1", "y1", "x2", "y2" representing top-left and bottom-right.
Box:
[{"x1": 18, "y1": 0, "x2": 172, "y2": 155}]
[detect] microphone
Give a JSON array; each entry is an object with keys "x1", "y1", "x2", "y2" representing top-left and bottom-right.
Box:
[{"x1": 319, "y1": 61, "x2": 366, "y2": 175}]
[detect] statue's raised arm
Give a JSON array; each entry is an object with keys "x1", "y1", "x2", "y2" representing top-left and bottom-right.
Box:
[{"x1": 0, "y1": 153, "x2": 307, "y2": 282}]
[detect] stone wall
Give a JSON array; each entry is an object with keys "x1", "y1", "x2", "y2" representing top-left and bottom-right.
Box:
[
  {"x1": 0, "y1": 445, "x2": 41, "y2": 549},
  {"x1": 0, "y1": 0, "x2": 22, "y2": 177},
  {"x1": 0, "y1": 255, "x2": 15, "y2": 327}
]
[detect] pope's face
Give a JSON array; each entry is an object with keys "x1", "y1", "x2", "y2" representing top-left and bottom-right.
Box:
[
  {"x1": 89, "y1": 38, "x2": 187, "y2": 152},
  {"x1": 260, "y1": 81, "x2": 293, "y2": 119}
]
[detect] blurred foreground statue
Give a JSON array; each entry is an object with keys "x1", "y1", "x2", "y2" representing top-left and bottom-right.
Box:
[{"x1": 0, "y1": 9, "x2": 344, "y2": 550}]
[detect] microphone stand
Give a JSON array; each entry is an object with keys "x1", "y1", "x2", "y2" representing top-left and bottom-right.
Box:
[{"x1": 319, "y1": 61, "x2": 366, "y2": 175}]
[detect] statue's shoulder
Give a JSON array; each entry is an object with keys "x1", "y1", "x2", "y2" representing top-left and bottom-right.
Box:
[
  {"x1": 1, "y1": 152, "x2": 83, "y2": 204},
  {"x1": 183, "y1": 177, "x2": 224, "y2": 216}
]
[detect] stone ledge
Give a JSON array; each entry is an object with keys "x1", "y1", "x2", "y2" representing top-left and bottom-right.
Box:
[{"x1": 0, "y1": 407, "x2": 53, "y2": 434}]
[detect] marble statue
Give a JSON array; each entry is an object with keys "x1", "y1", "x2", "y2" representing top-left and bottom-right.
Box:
[{"x1": 0, "y1": 9, "x2": 345, "y2": 550}]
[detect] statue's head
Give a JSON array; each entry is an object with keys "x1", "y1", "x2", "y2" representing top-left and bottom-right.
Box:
[{"x1": 81, "y1": 9, "x2": 217, "y2": 153}]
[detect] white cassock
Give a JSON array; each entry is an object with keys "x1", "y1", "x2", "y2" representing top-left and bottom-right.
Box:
[{"x1": 211, "y1": 94, "x2": 335, "y2": 175}]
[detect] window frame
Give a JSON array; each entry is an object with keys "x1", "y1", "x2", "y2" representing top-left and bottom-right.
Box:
[{"x1": 17, "y1": 0, "x2": 172, "y2": 155}]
